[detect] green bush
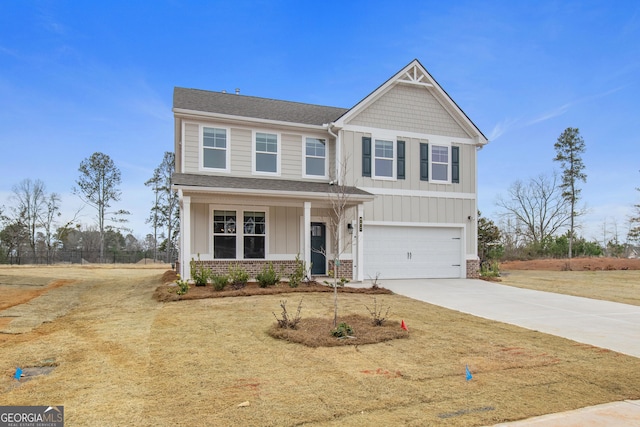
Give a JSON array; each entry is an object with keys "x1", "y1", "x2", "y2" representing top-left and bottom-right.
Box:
[
  {"x1": 190, "y1": 255, "x2": 210, "y2": 286},
  {"x1": 228, "y1": 265, "x2": 249, "y2": 290},
  {"x1": 331, "y1": 322, "x2": 354, "y2": 338},
  {"x1": 480, "y1": 260, "x2": 500, "y2": 277},
  {"x1": 288, "y1": 254, "x2": 307, "y2": 288},
  {"x1": 257, "y1": 262, "x2": 281, "y2": 288},
  {"x1": 175, "y1": 275, "x2": 190, "y2": 295},
  {"x1": 211, "y1": 273, "x2": 229, "y2": 291}
]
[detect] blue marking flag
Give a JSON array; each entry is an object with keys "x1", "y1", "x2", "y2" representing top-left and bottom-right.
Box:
[
  {"x1": 14, "y1": 367, "x2": 22, "y2": 381},
  {"x1": 465, "y1": 365, "x2": 473, "y2": 381}
]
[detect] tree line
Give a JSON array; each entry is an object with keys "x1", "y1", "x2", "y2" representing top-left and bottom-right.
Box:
[
  {"x1": 480, "y1": 127, "x2": 640, "y2": 262},
  {"x1": 0, "y1": 151, "x2": 178, "y2": 264}
]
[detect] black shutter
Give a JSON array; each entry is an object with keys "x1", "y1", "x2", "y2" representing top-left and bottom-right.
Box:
[
  {"x1": 362, "y1": 136, "x2": 371, "y2": 177},
  {"x1": 452, "y1": 146, "x2": 460, "y2": 184},
  {"x1": 397, "y1": 140, "x2": 405, "y2": 180},
  {"x1": 420, "y1": 143, "x2": 429, "y2": 181}
]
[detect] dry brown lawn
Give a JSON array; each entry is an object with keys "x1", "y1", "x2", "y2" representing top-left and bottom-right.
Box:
[
  {"x1": 500, "y1": 260, "x2": 640, "y2": 306},
  {"x1": 1, "y1": 265, "x2": 640, "y2": 426}
]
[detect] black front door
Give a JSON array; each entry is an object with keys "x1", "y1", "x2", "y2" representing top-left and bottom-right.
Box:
[{"x1": 310, "y1": 222, "x2": 326, "y2": 275}]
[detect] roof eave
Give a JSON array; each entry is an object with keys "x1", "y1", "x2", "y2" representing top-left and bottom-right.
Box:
[
  {"x1": 172, "y1": 184, "x2": 375, "y2": 203},
  {"x1": 173, "y1": 108, "x2": 328, "y2": 131}
]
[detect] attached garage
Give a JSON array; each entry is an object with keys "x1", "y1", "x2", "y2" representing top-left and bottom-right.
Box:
[{"x1": 363, "y1": 225, "x2": 464, "y2": 279}]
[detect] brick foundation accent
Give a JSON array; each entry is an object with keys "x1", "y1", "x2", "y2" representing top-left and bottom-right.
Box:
[
  {"x1": 466, "y1": 259, "x2": 480, "y2": 279},
  {"x1": 190, "y1": 259, "x2": 354, "y2": 281},
  {"x1": 327, "y1": 259, "x2": 353, "y2": 280}
]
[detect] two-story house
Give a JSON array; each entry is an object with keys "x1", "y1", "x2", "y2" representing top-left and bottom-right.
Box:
[{"x1": 172, "y1": 59, "x2": 488, "y2": 282}]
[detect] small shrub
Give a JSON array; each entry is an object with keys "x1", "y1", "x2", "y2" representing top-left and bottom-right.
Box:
[
  {"x1": 323, "y1": 274, "x2": 350, "y2": 288},
  {"x1": 369, "y1": 272, "x2": 382, "y2": 289},
  {"x1": 331, "y1": 322, "x2": 355, "y2": 338},
  {"x1": 480, "y1": 260, "x2": 500, "y2": 278},
  {"x1": 211, "y1": 273, "x2": 229, "y2": 291},
  {"x1": 272, "y1": 299, "x2": 303, "y2": 329},
  {"x1": 288, "y1": 254, "x2": 307, "y2": 288},
  {"x1": 190, "y1": 255, "x2": 210, "y2": 286},
  {"x1": 364, "y1": 297, "x2": 391, "y2": 326},
  {"x1": 228, "y1": 265, "x2": 249, "y2": 290},
  {"x1": 175, "y1": 275, "x2": 190, "y2": 295},
  {"x1": 257, "y1": 262, "x2": 281, "y2": 288}
]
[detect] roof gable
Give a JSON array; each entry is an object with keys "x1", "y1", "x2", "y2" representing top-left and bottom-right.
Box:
[
  {"x1": 335, "y1": 59, "x2": 488, "y2": 143},
  {"x1": 174, "y1": 88, "x2": 348, "y2": 126}
]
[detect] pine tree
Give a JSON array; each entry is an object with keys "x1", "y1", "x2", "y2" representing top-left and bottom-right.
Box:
[{"x1": 553, "y1": 128, "x2": 587, "y2": 258}]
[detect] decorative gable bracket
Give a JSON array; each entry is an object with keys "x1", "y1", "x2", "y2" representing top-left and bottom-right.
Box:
[{"x1": 398, "y1": 64, "x2": 434, "y2": 88}]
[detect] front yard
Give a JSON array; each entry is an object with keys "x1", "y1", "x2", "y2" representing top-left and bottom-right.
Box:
[{"x1": 1, "y1": 265, "x2": 640, "y2": 426}]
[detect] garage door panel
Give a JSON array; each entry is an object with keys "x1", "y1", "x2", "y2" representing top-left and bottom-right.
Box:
[{"x1": 363, "y1": 226, "x2": 462, "y2": 279}]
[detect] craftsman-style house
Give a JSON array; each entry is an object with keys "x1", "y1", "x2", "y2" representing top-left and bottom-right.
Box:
[{"x1": 172, "y1": 59, "x2": 488, "y2": 281}]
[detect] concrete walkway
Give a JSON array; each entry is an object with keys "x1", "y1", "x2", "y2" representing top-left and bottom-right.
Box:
[{"x1": 369, "y1": 278, "x2": 640, "y2": 426}]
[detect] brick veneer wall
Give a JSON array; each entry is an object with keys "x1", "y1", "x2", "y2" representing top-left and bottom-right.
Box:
[
  {"x1": 191, "y1": 259, "x2": 354, "y2": 281},
  {"x1": 327, "y1": 259, "x2": 353, "y2": 280},
  {"x1": 466, "y1": 259, "x2": 480, "y2": 279}
]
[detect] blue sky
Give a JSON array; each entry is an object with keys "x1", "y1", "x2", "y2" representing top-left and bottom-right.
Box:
[{"x1": 1, "y1": 1, "x2": 639, "y2": 243}]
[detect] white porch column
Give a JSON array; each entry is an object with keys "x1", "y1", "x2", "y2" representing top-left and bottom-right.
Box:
[
  {"x1": 356, "y1": 203, "x2": 364, "y2": 281},
  {"x1": 181, "y1": 195, "x2": 191, "y2": 280},
  {"x1": 303, "y1": 201, "x2": 311, "y2": 277}
]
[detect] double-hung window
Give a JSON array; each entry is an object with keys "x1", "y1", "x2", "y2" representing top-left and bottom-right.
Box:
[
  {"x1": 202, "y1": 127, "x2": 228, "y2": 171},
  {"x1": 255, "y1": 132, "x2": 279, "y2": 174},
  {"x1": 243, "y1": 211, "x2": 265, "y2": 258},
  {"x1": 304, "y1": 137, "x2": 326, "y2": 177},
  {"x1": 213, "y1": 209, "x2": 266, "y2": 259},
  {"x1": 374, "y1": 139, "x2": 394, "y2": 178},
  {"x1": 213, "y1": 210, "x2": 236, "y2": 259},
  {"x1": 431, "y1": 145, "x2": 449, "y2": 182}
]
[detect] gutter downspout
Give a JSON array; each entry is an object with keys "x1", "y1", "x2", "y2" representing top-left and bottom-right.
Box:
[{"x1": 325, "y1": 122, "x2": 341, "y2": 185}]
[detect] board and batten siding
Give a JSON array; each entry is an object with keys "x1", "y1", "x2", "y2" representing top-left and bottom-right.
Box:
[
  {"x1": 362, "y1": 195, "x2": 476, "y2": 254},
  {"x1": 342, "y1": 130, "x2": 477, "y2": 194},
  {"x1": 190, "y1": 202, "x2": 211, "y2": 255}
]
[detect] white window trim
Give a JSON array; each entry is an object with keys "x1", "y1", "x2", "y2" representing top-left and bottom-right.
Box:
[
  {"x1": 209, "y1": 205, "x2": 270, "y2": 260},
  {"x1": 252, "y1": 130, "x2": 281, "y2": 176},
  {"x1": 199, "y1": 125, "x2": 231, "y2": 173},
  {"x1": 302, "y1": 135, "x2": 328, "y2": 179},
  {"x1": 372, "y1": 137, "x2": 396, "y2": 181},
  {"x1": 430, "y1": 143, "x2": 451, "y2": 184}
]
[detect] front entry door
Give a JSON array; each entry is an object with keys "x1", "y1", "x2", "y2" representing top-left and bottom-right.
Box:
[{"x1": 310, "y1": 222, "x2": 326, "y2": 275}]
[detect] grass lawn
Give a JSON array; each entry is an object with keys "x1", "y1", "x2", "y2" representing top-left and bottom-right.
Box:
[
  {"x1": 499, "y1": 269, "x2": 640, "y2": 306},
  {"x1": 1, "y1": 266, "x2": 640, "y2": 426}
]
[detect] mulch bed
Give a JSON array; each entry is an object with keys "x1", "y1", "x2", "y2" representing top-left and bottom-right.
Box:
[
  {"x1": 153, "y1": 279, "x2": 393, "y2": 302},
  {"x1": 267, "y1": 314, "x2": 408, "y2": 347}
]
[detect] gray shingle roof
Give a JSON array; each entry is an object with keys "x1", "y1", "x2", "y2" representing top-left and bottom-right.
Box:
[
  {"x1": 172, "y1": 173, "x2": 373, "y2": 199},
  {"x1": 174, "y1": 87, "x2": 348, "y2": 126}
]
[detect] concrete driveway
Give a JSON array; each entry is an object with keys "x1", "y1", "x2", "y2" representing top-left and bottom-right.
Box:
[{"x1": 376, "y1": 278, "x2": 640, "y2": 358}]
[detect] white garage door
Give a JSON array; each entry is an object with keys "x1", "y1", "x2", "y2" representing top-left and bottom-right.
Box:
[{"x1": 363, "y1": 226, "x2": 463, "y2": 279}]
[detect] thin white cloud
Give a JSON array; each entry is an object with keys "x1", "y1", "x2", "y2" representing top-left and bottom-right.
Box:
[
  {"x1": 489, "y1": 86, "x2": 626, "y2": 141},
  {"x1": 488, "y1": 117, "x2": 520, "y2": 141}
]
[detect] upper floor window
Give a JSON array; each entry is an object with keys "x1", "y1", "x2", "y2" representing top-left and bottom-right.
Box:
[
  {"x1": 374, "y1": 139, "x2": 394, "y2": 178},
  {"x1": 431, "y1": 145, "x2": 449, "y2": 182},
  {"x1": 202, "y1": 127, "x2": 228, "y2": 171},
  {"x1": 254, "y1": 132, "x2": 279, "y2": 174},
  {"x1": 305, "y1": 137, "x2": 326, "y2": 177}
]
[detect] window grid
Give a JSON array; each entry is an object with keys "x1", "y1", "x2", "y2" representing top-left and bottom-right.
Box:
[
  {"x1": 305, "y1": 137, "x2": 326, "y2": 176},
  {"x1": 255, "y1": 132, "x2": 278, "y2": 173},
  {"x1": 432, "y1": 145, "x2": 449, "y2": 181},
  {"x1": 374, "y1": 139, "x2": 394, "y2": 178},
  {"x1": 203, "y1": 127, "x2": 227, "y2": 170}
]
